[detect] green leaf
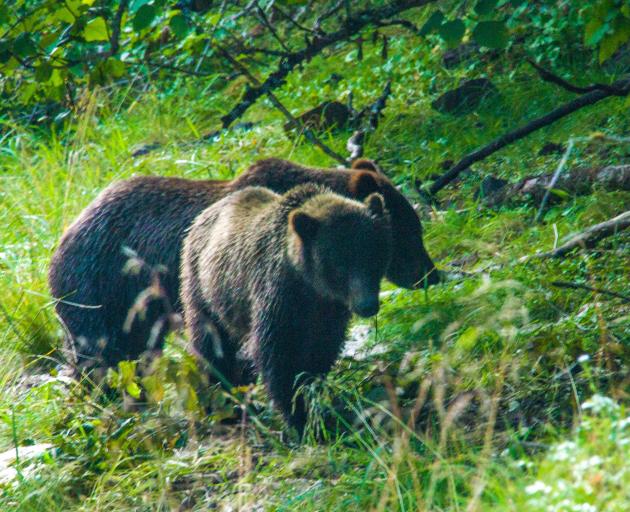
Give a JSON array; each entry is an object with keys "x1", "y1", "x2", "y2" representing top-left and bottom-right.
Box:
[
  {"x1": 83, "y1": 17, "x2": 109, "y2": 42},
  {"x1": 130, "y1": 0, "x2": 151, "y2": 13},
  {"x1": 473, "y1": 20, "x2": 509, "y2": 49},
  {"x1": 13, "y1": 33, "x2": 37, "y2": 58},
  {"x1": 169, "y1": 14, "x2": 189, "y2": 38},
  {"x1": 584, "y1": 19, "x2": 609, "y2": 46},
  {"x1": 35, "y1": 62, "x2": 53, "y2": 82},
  {"x1": 106, "y1": 57, "x2": 126, "y2": 78},
  {"x1": 420, "y1": 10, "x2": 444, "y2": 36},
  {"x1": 439, "y1": 19, "x2": 466, "y2": 47},
  {"x1": 126, "y1": 381, "x2": 141, "y2": 399},
  {"x1": 475, "y1": 0, "x2": 498, "y2": 16},
  {"x1": 599, "y1": 16, "x2": 630, "y2": 63},
  {"x1": 133, "y1": 4, "x2": 156, "y2": 32}
]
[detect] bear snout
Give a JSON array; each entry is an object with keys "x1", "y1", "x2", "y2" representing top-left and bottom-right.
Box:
[
  {"x1": 349, "y1": 277, "x2": 381, "y2": 317},
  {"x1": 352, "y1": 296, "x2": 380, "y2": 317}
]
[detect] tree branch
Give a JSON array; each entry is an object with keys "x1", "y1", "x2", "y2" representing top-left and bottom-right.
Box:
[
  {"x1": 541, "y1": 210, "x2": 630, "y2": 258},
  {"x1": 220, "y1": 0, "x2": 436, "y2": 130},
  {"x1": 217, "y1": 46, "x2": 348, "y2": 165},
  {"x1": 428, "y1": 76, "x2": 630, "y2": 195},
  {"x1": 347, "y1": 80, "x2": 392, "y2": 160},
  {"x1": 110, "y1": 0, "x2": 129, "y2": 56},
  {"x1": 550, "y1": 281, "x2": 630, "y2": 303}
]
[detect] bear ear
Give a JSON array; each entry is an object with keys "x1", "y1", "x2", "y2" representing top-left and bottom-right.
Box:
[
  {"x1": 365, "y1": 193, "x2": 385, "y2": 217},
  {"x1": 351, "y1": 158, "x2": 382, "y2": 174},
  {"x1": 348, "y1": 171, "x2": 380, "y2": 199},
  {"x1": 289, "y1": 211, "x2": 320, "y2": 241}
]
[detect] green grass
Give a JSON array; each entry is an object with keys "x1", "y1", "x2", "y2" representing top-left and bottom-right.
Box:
[{"x1": 1, "y1": 25, "x2": 629, "y2": 511}]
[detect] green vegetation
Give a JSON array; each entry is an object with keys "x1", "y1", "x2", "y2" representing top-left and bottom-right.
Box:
[{"x1": 1, "y1": 1, "x2": 629, "y2": 510}]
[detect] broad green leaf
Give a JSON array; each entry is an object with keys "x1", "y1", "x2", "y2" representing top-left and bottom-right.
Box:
[
  {"x1": 420, "y1": 10, "x2": 444, "y2": 36},
  {"x1": 133, "y1": 4, "x2": 156, "y2": 32},
  {"x1": 169, "y1": 14, "x2": 189, "y2": 38},
  {"x1": 106, "y1": 57, "x2": 126, "y2": 77},
  {"x1": 83, "y1": 17, "x2": 109, "y2": 42},
  {"x1": 473, "y1": 20, "x2": 509, "y2": 49},
  {"x1": 599, "y1": 16, "x2": 630, "y2": 62},
  {"x1": 475, "y1": 0, "x2": 498, "y2": 16},
  {"x1": 126, "y1": 381, "x2": 141, "y2": 399},
  {"x1": 584, "y1": 19, "x2": 609, "y2": 46},
  {"x1": 130, "y1": 0, "x2": 151, "y2": 13},
  {"x1": 439, "y1": 19, "x2": 466, "y2": 47},
  {"x1": 55, "y1": 7, "x2": 76, "y2": 23},
  {"x1": 35, "y1": 62, "x2": 53, "y2": 82},
  {"x1": 13, "y1": 33, "x2": 37, "y2": 58}
]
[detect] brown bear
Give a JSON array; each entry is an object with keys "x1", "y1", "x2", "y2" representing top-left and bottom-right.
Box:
[
  {"x1": 49, "y1": 158, "x2": 438, "y2": 372},
  {"x1": 181, "y1": 184, "x2": 392, "y2": 432}
]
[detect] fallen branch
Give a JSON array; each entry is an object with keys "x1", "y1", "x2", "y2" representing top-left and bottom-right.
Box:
[
  {"x1": 550, "y1": 281, "x2": 630, "y2": 303},
  {"x1": 347, "y1": 80, "x2": 392, "y2": 160},
  {"x1": 220, "y1": 0, "x2": 436, "y2": 130},
  {"x1": 428, "y1": 76, "x2": 630, "y2": 196},
  {"x1": 478, "y1": 164, "x2": 630, "y2": 208},
  {"x1": 541, "y1": 210, "x2": 630, "y2": 258}
]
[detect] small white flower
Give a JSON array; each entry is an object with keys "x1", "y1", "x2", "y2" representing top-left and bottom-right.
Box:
[
  {"x1": 582, "y1": 395, "x2": 619, "y2": 414},
  {"x1": 525, "y1": 481, "x2": 552, "y2": 495}
]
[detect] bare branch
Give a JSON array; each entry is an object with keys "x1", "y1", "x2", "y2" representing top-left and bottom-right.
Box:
[
  {"x1": 221, "y1": 0, "x2": 437, "y2": 130},
  {"x1": 217, "y1": 46, "x2": 348, "y2": 165},
  {"x1": 347, "y1": 80, "x2": 392, "y2": 160},
  {"x1": 428, "y1": 77, "x2": 630, "y2": 196},
  {"x1": 526, "y1": 59, "x2": 604, "y2": 94},
  {"x1": 550, "y1": 281, "x2": 630, "y2": 303}
]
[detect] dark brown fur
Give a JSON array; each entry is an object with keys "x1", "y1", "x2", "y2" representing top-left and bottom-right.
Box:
[
  {"x1": 181, "y1": 184, "x2": 391, "y2": 432},
  {"x1": 49, "y1": 158, "x2": 437, "y2": 371}
]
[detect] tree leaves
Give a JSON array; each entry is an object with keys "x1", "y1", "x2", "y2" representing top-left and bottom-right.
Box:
[
  {"x1": 475, "y1": 0, "x2": 499, "y2": 16},
  {"x1": 583, "y1": 0, "x2": 630, "y2": 63},
  {"x1": 83, "y1": 18, "x2": 109, "y2": 42},
  {"x1": 439, "y1": 19, "x2": 466, "y2": 47},
  {"x1": 169, "y1": 14, "x2": 189, "y2": 38},
  {"x1": 133, "y1": 4, "x2": 157, "y2": 32},
  {"x1": 473, "y1": 21, "x2": 508, "y2": 49}
]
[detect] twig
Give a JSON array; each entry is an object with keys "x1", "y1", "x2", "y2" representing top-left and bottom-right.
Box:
[
  {"x1": 255, "y1": 1, "x2": 292, "y2": 53},
  {"x1": 428, "y1": 77, "x2": 630, "y2": 195},
  {"x1": 221, "y1": 0, "x2": 437, "y2": 130},
  {"x1": 540, "y1": 210, "x2": 630, "y2": 258},
  {"x1": 526, "y1": 59, "x2": 606, "y2": 94},
  {"x1": 347, "y1": 80, "x2": 392, "y2": 160},
  {"x1": 550, "y1": 281, "x2": 630, "y2": 303},
  {"x1": 535, "y1": 138, "x2": 576, "y2": 222},
  {"x1": 272, "y1": 4, "x2": 318, "y2": 34},
  {"x1": 527, "y1": 60, "x2": 628, "y2": 96},
  {"x1": 217, "y1": 46, "x2": 348, "y2": 165}
]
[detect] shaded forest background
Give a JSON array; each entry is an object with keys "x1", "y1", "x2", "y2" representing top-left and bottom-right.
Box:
[{"x1": 0, "y1": 1, "x2": 629, "y2": 510}]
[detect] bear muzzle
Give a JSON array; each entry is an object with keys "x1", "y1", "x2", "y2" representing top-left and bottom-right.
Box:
[{"x1": 349, "y1": 277, "x2": 381, "y2": 317}]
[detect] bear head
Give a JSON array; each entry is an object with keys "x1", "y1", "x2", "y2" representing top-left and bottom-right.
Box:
[
  {"x1": 288, "y1": 190, "x2": 392, "y2": 317},
  {"x1": 348, "y1": 159, "x2": 440, "y2": 289}
]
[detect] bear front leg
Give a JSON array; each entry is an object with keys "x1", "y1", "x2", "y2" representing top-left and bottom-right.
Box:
[
  {"x1": 253, "y1": 321, "x2": 308, "y2": 435},
  {"x1": 189, "y1": 306, "x2": 240, "y2": 388}
]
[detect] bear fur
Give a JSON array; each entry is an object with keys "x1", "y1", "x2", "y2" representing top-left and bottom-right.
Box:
[
  {"x1": 181, "y1": 184, "x2": 392, "y2": 432},
  {"x1": 49, "y1": 158, "x2": 438, "y2": 371}
]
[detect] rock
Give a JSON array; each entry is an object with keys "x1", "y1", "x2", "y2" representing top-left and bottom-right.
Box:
[
  {"x1": 475, "y1": 175, "x2": 508, "y2": 200},
  {"x1": 431, "y1": 78, "x2": 498, "y2": 115}
]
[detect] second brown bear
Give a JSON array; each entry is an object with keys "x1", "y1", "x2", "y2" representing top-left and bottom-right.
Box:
[{"x1": 181, "y1": 184, "x2": 392, "y2": 433}]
